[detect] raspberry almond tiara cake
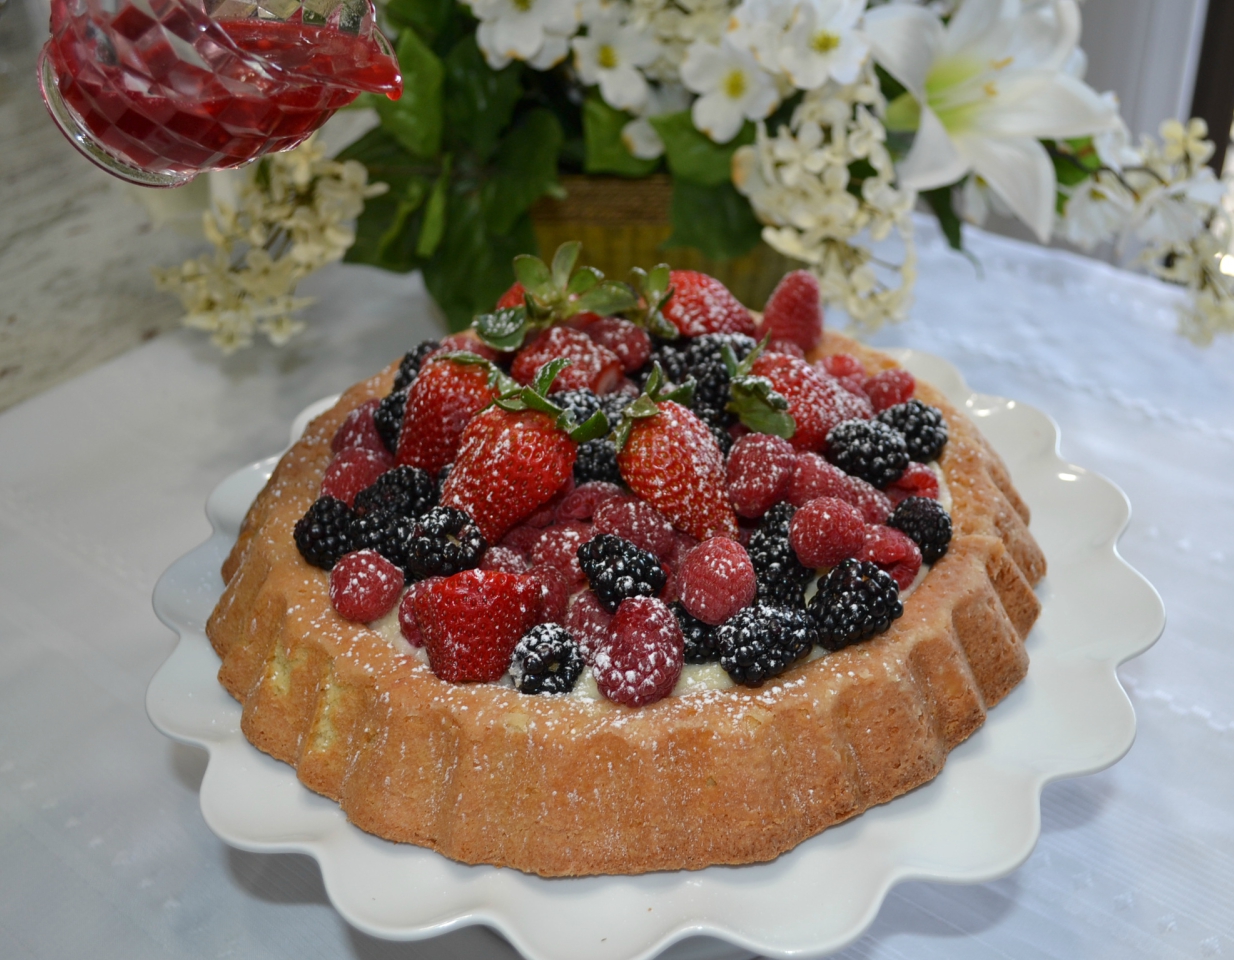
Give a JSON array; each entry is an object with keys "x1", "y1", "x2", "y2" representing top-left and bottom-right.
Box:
[{"x1": 207, "y1": 245, "x2": 1045, "y2": 877}]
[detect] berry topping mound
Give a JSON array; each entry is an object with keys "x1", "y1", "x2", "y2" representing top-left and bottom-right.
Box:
[{"x1": 211, "y1": 248, "x2": 1045, "y2": 877}]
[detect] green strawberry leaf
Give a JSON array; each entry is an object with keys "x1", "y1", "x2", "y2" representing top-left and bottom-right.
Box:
[
  {"x1": 727, "y1": 375, "x2": 796, "y2": 439},
  {"x1": 568, "y1": 409, "x2": 610, "y2": 444},
  {"x1": 513, "y1": 254, "x2": 553, "y2": 297},
  {"x1": 571, "y1": 279, "x2": 638, "y2": 317},
  {"x1": 567, "y1": 265, "x2": 603, "y2": 295},
  {"x1": 550, "y1": 241, "x2": 582, "y2": 291},
  {"x1": 611, "y1": 394, "x2": 660, "y2": 453},
  {"x1": 473, "y1": 305, "x2": 529, "y2": 351},
  {"x1": 627, "y1": 264, "x2": 678, "y2": 338},
  {"x1": 532, "y1": 357, "x2": 573, "y2": 396}
]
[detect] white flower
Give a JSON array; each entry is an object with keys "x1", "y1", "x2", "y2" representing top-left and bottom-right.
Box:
[
  {"x1": 620, "y1": 81, "x2": 689, "y2": 158},
  {"x1": 1091, "y1": 92, "x2": 1140, "y2": 172},
  {"x1": 470, "y1": 0, "x2": 581, "y2": 69},
  {"x1": 573, "y1": 10, "x2": 659, "y2": 112},
  {"x1": 726, "y1": 0, "x2": 799, "y2": 70},
  {"x1": 681, "y1": 38, "x2": 780, "y2": 142},
  {"x1": 1133, "y1": 169, "x2": 1226, "y2": 245},
  {"x1": 1059, "y1": 173, "x2": 1134, "y2": 250},
  {"x1": 864, "y1": 0, "x2": 1117, "y2": 241},
  {"x1": 777, "y1": 0, "x2": 868, "y2": 89}
]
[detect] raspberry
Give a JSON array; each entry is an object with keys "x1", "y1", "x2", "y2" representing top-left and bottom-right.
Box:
[
  {"x1": 761, "y1": 269, "x2": 823, "y2": 352},
  {"x1": 788, "y1": 453, "x2": 892, "y2": 524},
  {"x1": 676, "y1": 537, "x2": 757, "y2": 626},
  {"x1": 766, "y1": 339, "x2": 806, "y2": 358},
  {"x1": 670, "y1": 601, "x2": 721, "y2": 663},
  {"x1": 530, "y1": 522, "x2": 595, "y2": 585},
  {"x1": 512, "y1": 326, "x2": 624, "y2": 394},
  {"x1": 725, "y1": 433, "x2": 795, "y2": 518},
  {"x1": 525, "y1": 477, "x2": 574, "y2": 528},
  {"x1": 566, "y1": 590, "x2": 613, "y2": 662},
  {"x1": 430, "y1": 333, "x2": 501, "y2": 365},
  {"x1": 876, "y1": 399, "x2": 948, "y2": 462},
  {"x1": 821, "y1": 354, "x2": 865, "y2": 378},
  {"x1": 716, "y1": 602, "x2": 816, "y2": 686},
  {"x1": 859, "y1": 525, "x2": 922, "y2": 591},
  {"x1": 788, "y1": 496, "x2": 865, "y2": 568},
  {"x1": 501, "y1": 524, "x2": 546, "y2": 556},
  {"x1": 406, "y1": 507, "x2": 487, "y2": 579},
  {"x1": 331, "y1": 399, "x2": 386, "y2": 455},
  {"x1": 585, "y1": 316, "x2": 652, "y2": 373},
  {"x1": 391, "y1": 339, "x2": 442, "y2": 393},
  {"x1": 321, "y1": 447, "x2": 393, "y2": 506},
  {"x1": 593, "y1": 597, "x2": 683, "y2": 706},
  {"x1": 353, "y1": 465, "x2": 437, "y2": 519},
  {"x1": 528, "y1": 564, "x2": 570, "y2": 625},
  {"x1": 577, "y1": 533, "x2": 667, "y2": 612},
  {"x1": 574, "y1": 439, "x2": 623, "y2": 485},
  {"x1": 480, "y1": 545, "x2": 531, "y2": 574},
  {"x1": 887, "y1": 497, "x2": 952, "y2": 564},
  {"x1": 397, "y1": 576, "x2": 443, "y2": 647},
  {"x1": 414, "y1": 570, "x2": 541, "y2": 682},
  {"x1": 836, "y1": 374, "x2": 870, "y2": 401},
  {"x1": 864, "y1": 369, "x2": 915, "y2": 412},
  {"x1": 592, "y1": 497, "x2": 676, "y2": 560},
  {"x1": 825, "y1": 419, "x2": 910, "y2": 489},
  {"x1": 556, "y1": 481, "x2": 626, "y2": 522},
  {"x1": 294, "y1": 496, "x2": 356, "y2": 570},
  {"x1": 746, "y1": 502, "x2": 812, "y2": 607},
  {"x1": 809, "y1": 559, "x2": 903, "y2": 651},
  {"x1": 511, "y1": 623, "x2": 585, "y2": 694},
  {"x1": 886, "y1": 461, "x2": 940, "y2": 505},
  {"x1": 329, "y1": 550, "x2": 405, "y2": 622}
]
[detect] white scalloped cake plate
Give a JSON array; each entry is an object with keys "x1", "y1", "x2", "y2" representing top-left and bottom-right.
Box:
[{"x1": 146, "y1": 349, "x2": 1163, "y2": 960}]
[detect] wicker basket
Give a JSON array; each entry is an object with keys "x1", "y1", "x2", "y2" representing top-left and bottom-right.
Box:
[{"x1": 530, "y1": 175, "x2": 798, "y2": 310}]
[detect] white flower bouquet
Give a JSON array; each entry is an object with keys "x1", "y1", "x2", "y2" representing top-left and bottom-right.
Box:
[{"x1": 165, "y1": 0, "x2": 1234, "y2": 346}]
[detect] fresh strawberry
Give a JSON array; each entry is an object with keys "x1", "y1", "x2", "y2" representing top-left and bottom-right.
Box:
[
  {"x1": 584, "y1": 316, "x2": 652, "y2": 373},
  {"x1": 439, "y1": 359, "x2": 607, "y2": 544},
  {"x1": 395, "y1": 356, "x2": 502, "y2": 476},
  {"x1": 398, "y1": 576, "x2": 444, "y2": 647},
  {"x1": 662, "y1": 270, "x2": 756, "y2": 337},
  {"x1": 615, "y1": 387, "x2": 738, "y2": 541},
  {"x1": 413, "y1": 569, "x2": 540, "y2": 682},
  {"x1": 761, "y1": 270, "x2": 823, "y2": 352},
  {"x1": 496, "y1": 281, "x2": 525, "y2": 310},
  {"x1": 750, "y1": 353, "x2": 873, "y2": 451},
  {"x1": 511, "y1": 326, "x2": 624, "y2": 394}
]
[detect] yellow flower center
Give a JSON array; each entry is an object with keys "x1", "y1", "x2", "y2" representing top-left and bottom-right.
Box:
[
  {"x1": 724, "y1": 69, "x2": 747, "y2": 99},
  {"x1": 810, "y1": 30, "x2": 841, "y2": 54},
  {"x1": 512, "y1": 0, "x2": 533, "y2": 11},
  {"x1": 597, "y1": 43, "x2": 619, "y2": 69}
]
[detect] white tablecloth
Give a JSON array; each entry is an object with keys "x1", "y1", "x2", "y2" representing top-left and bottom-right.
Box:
[{"x1": 1, "y1": 219, "x2": 1231, "y2": 959}]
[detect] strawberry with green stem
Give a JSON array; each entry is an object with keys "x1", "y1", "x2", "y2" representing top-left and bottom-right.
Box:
[
  {"x1": 718, "y1": 333, "x2": 797, "y2": 440},
  {"x1": 614, "y1": 365, "x2": 739, "y2": 542},
  {"x1": 440, "y1": 358, "x2": 610, "y2": 544}
]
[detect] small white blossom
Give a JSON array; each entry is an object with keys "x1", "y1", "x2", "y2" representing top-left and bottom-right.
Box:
[
  {"x1": 776, "y1": 0, "x2": 868, "y2": 89},
  {"x1": 1060, "y1": 173, "x2": 1134, "y2": 250},
  {"x1": 573, "y1": 8, "x2": 660, "y2": 112},
  {"x1": 470, "y1": 0, "x2": 581, "y2": 69},
  {"x1": 681, "y1": 38, "x2": 780, "y2": 143}
]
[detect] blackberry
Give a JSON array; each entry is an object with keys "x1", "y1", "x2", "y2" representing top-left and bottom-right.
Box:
[
  {"x1": 577, "y1": 533, "x2": 667, "y2": 612},
  {"x1": 598, "y1": 392, "x2": 634, "y2": 424},
  {"x1": 436, "y1": 463, "x2": 452, "y2": 497},
  {"x1": 808, "y1": 559, "x2": 903, "y2": 651},
  {"x1": 294, "y1": 496, "x2": 356, "y2": 570},
  {"x1": 876, "y1": 399, "x2": 948, "y2": 462},
  {"x1": 887, "y1": 496, "x2": 952, "y2": 563},
  {"x1": 645, "y1": 340, "x2": 689, "y2": 385},
  {"x1": 550, "y1": 388, "x2": 602, "y2": 426},
  {"x1": 352, "y1": 509, "x2": 417, "y2": 577},
  {"x1": 825, "y1": 419, "x2": 910, "y2": 489},
  {"x1": 353, "y1": 465, "x2": 437, "y2": 519},
  {"x1": 511, "y1": 623, "x2": 585, "y2": 695},
  {"x1": 746, "y1": 503, "x2": 813, "y2": 608},
  {"x1": 670, "y1": 602, "x2": 721, "y2": 663},
  {"x1": 391, "y1": 339, "x2": 441, "y2": 393},
  {"x1": 716, "y1": 602, "x2": 817, "y2": 686},
  {"x1": 405, "y1": 506, "x2": 487, "y2": 579},
  {"x1": 373, "y1": 388, "x2": 409, "y2": 454},
  {"x1": 574, "y1": 438, "x2": 624, "y2": 485},
  {"x1": 681, "y1": 333, "x2": 756, "y2": 415}
]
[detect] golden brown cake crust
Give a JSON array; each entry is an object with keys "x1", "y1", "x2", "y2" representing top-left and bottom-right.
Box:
[{"x1": 206, "y1": 332, "x2": 1045, "y2": 876}]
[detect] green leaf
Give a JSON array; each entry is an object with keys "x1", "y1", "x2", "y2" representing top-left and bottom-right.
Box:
[
  {"x1": 922, "y1": 185, "x2": 964, "y2": 252},
  {"x1": 663, "y1": 179, "x2": 763, "y2": 261},
  {"x1": 649, "y1": 112, "x2": 754, "y2": 187},
  {"x1": 533, "y1": 357, "x2": 573, "y2": 396},
  {"x1": 442, "y1": 37, "x2": 524, "y2": 162},
  {"x1": 375, "y1": 29, "x2": 444, "y2": 160},
  {"x1": 567, "y1": 265, "x2": 603, "y2": 295},
  {"x1": 383, "y1": 0, "x2": 455, "y2": 44},
  {"x1": 572, "y1": 280, "x2": 639, "y2": 317},
  {"x1": 416, "y1": 156, "x2": 450, "y2": 257},
  {"x1": 513, "y1": 254, "x2": 553, "y2": 295},
  {"x1": 377, "y1": 175, "x2": 430, "y2": 262},
  {"x1": 550, "y1": 241, "x2": 581, "y2": 290},
  {"x1": 583, "y1": 94, "x2": 660, "y2": 177},
  {"x1": 473, "y1": 306, "x2": 529, "y2": 351},
  {"x1": 568, "y1": 410, "x2": 610, "y2": 443},
  {"x1": 727, "y1": 376, "x2": 796, "y2": 439},
  {"x1": 483, "y1": 109, "x2": 563, "y2": 235}
]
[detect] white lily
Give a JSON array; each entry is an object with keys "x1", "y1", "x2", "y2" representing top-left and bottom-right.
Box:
[{"x1": 864, "y1": 0, "x2": 1117, "y2": 241}]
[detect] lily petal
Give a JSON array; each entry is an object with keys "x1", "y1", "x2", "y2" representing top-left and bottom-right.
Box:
[
  {"x1": 959, "y1": 134, "x2": 1056, "y2": 241},
  {"x1": 945, "y1": 0, "x2": 1003, "y2": 53},
  {"x1": 897, "y1": 105, "x2": 970, "y2": 192},
  {"x1": 862, "y1": 5, "x2": 943, "y2": 98},
  {"x1": 975, "y1": 72, "x2": 1116, "y2": 138}
]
